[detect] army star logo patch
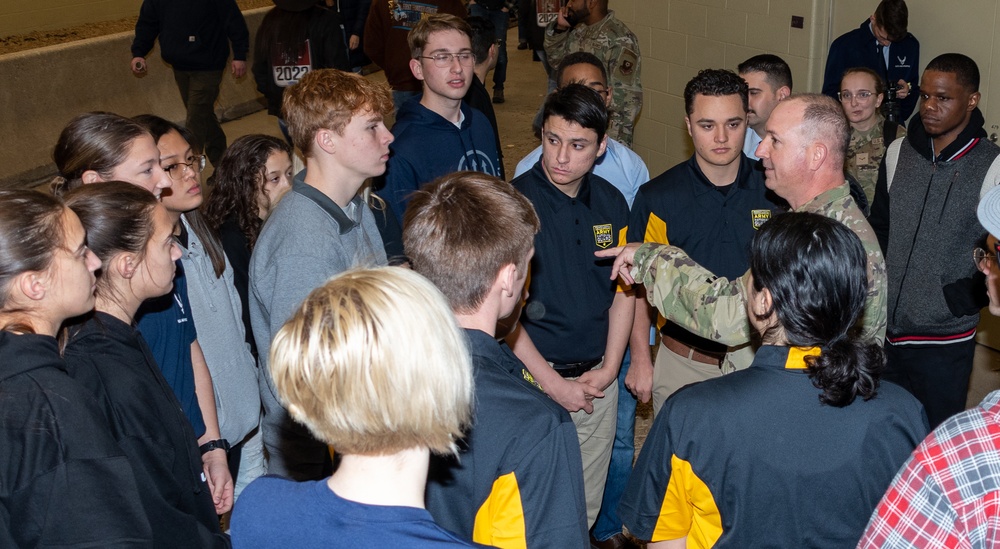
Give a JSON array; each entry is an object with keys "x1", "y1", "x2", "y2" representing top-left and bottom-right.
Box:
[
  {"x1": 751, "y1": 210, "x2": 771, "y2": 230},
  {"x1": 593, "y1": 224, "x2": 613, "y2": 248}
]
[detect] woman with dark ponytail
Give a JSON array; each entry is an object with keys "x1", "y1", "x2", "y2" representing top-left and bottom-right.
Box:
[
  {"x1": 0, "y1": 190, "x2": 150, "y2": 547},
  {"x1": 619, "y1": 212, "x2": 930, "y2": 549}
]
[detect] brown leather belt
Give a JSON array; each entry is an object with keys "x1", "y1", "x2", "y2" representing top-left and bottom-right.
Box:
[{"x1": 661, "y1": 335, "x2": 725, "y2": 366}]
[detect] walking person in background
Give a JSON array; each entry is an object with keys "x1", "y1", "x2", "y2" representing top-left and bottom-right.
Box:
[
  {"x1": 253, "y1": 0, "x2": 349, "y2": 143},
  {"x1": 130, "y1": 0, "x2": 249, "y2": 167}
]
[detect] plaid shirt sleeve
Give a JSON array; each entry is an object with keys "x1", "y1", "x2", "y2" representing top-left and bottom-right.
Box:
[
  {"x1": 857, "y1": 392, "x2": 1000, "y2": 549},
  {"x1": 856, "y1": 446, "x2": 962, "y2": 548}
]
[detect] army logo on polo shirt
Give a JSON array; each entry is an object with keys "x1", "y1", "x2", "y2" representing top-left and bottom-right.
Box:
[
  {"x1": 593, "y1": 224, "x2": 613, "y2": 248},
  {"x1": 751, "y1": 210, "x2": 771, "y2": 230}
]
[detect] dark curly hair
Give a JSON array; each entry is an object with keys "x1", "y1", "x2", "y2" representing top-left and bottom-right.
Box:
[
  {"x1": 203, "y1": 134, "x2": 292, "y2": 252},
  {"x1": 749, "y1": 212, "x2": 884, "y2": 407},
  {"x1": 683, "y1": 68, "x2": 750, "y2": 115}
]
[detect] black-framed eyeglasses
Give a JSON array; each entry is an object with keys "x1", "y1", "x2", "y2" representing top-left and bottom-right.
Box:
[
  {"x1": 164, "y1": 155, "x2": 206, "y2": 181},
  {"x1": 419, "y1": 52, "x2": 476, "y2": 67},
  {"x1": 973, "y1": 241, "x2": 1000, "y2": 272}
]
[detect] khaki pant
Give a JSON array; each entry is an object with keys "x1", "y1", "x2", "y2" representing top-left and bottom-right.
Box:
[
  {"x1": 651, "y1": 343, "x2": 722, "y2": 416},
  {"x1": 567, "y1": 372, "x2": 618, "y2": 529},
  {"x1": 652, "y1": 343, "x2": 756, "y2": 415}
]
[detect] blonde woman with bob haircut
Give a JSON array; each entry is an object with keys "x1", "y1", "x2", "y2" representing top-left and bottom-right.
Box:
[{"x1": 231, "y1": 267, "x2": 487, "y2": 548}]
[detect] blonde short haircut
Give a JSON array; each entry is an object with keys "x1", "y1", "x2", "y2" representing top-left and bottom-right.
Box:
[
  {"x1": 281, "y1": 69, "x2": 393, "y2": 158},
  {"x1": 269, "y1": 267, "x2": 473, "y2": 456}
]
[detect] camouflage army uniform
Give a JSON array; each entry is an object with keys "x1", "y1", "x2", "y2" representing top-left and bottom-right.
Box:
[
  {"x1": 846, "y1": 114, "x2": 907, "y2": 206},
  {"x1": 544, "y1": 10, "x2": 641, "y2": 147},
  {"x1": 630, "y1": 183, "x2": 887, "y2": 372}
]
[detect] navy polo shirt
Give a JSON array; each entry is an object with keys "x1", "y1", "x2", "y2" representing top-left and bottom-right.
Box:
[
  {"x1": 628, "y1": 154, "x2": 782, "y2": 280},
  {"x1": 511, "y1": 162, "x2": 630, "y2": 364},
  {"x1": 627, "y1": 154, "x2": 784, "y2": 350},
  {"x1": 136, "y1": 260, "x2": 204, "y2": 437},
  {"x1": 619, "y1": 345, "x2": 928, "y2": 547}
]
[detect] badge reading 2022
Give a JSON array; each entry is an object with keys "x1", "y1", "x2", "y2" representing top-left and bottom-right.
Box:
[{"x1": 593, "y1": 224, "x2": 613, "y2": 249}]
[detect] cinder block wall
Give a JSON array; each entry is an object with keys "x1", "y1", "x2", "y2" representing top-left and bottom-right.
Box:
[
  {"x1": 615, "y1": 0, "x2": 831, "y2": 175},
  {"x1": 0, "y1": 8, "x2": 269, "y2": 188},
  {"x1": 1, "y1": 0, "x2": 135, "y2": 38}
]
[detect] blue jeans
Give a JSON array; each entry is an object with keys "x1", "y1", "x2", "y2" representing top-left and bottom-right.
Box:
[
  {"x1": 591, "y1": 348, "x2": 636, "y2": 541},
  {"x1": 469, "y1": 4, "x2": 508, "y2": 91}
]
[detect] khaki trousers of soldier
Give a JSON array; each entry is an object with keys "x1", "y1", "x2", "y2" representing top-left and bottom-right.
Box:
[
  {"x1": 652, "y1": 343, "x2": 755, "y2": 415},
  {"x1": 562, "y1": 362, "x2": 618, "y2": 529}
]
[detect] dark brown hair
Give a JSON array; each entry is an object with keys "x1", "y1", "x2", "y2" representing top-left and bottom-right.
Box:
[
  {"x1": 63, "y1": 182, "x2": 159, "y2": 299},
  {"x1": 203, "y1": 134, "x2": 292, "y2": 252},
  {"x1": 133, "y1": 114, "x2": 227, "y2": 277},
  {"x1": 50, "y1": 112, "x2": 150, "y2": 197},
  {"x1": 0, "y1": 190, "x2": 67, "y2": 333}
]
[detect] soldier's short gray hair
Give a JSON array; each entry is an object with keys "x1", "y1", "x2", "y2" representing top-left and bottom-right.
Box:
[{"x1": 792, "y1": 93, "x2": 850, "y2": 165}]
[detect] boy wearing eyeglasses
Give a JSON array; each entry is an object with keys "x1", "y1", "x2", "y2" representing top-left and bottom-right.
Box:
[{"x1": 381, "y1": 14, "x2": 501, "y2": 223}]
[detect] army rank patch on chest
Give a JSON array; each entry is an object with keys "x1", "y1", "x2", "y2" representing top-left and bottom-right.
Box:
[
  {"x1": 751, "y1": 209, "x2": 771, "y2": 230},
  {"x1": 593, "y1": 224, "x2": 613, "y2": 248}
]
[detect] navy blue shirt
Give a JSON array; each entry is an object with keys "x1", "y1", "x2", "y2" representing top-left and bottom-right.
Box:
[
  {"x1": 628, "y1": 154, "x2": 781, "y2": 281},
  {"x1": 620, "y1": 345, "x2": 928, "y2": 547},
  {"x1": 136, "y1": 261, "x2": 204, "y2": 437},
  {"x1": 822, "y1": 19, "x2": 920, "y2": 124},
  {"x1": 512, "y1": 162, "x2": 629, "y2": 364}
]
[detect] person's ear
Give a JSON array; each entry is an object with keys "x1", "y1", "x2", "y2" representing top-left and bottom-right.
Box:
[
  {"x1": 315, "y1": 129, "x2": 336, "y2": 155},
  {"x1": 809, "y1": 141, "x2": 829, "y2": 171},
  {"x1": 115, "y1": 253, "x2": 138, "y2": 279},
  {"x1": 82, "y1": 170, "x2": 102, "y2": 184},
  {"x1": 777, "y1": 86, "x2": 791, "y2": 101},
  {"x1": 17, "y1": 271, "x2": 48, "y2": 302},
  {"x1": 497, "y1": 263, "x2": 518, "y2": 297},
  {"x1": 596, "y1": 134, "x2": 609, "y2": 158},
  {"x1": 969, "y1": 91, "x2": 982, "y2": 112},
  {"x1": 684, "y1": 115, "x2": 693, "y2": 138},
  {"x1": 875, "y1": 92, "x2": 884, "y2": 109},
  {"x1": 756, "y1": 287, "x2": 774, "y2": 320},
  {"x1": 410, "y1": 58, "x2": 424, "y2": 81}
]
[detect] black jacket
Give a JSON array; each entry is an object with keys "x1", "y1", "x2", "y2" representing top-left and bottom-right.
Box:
[
  {"x1": 252, "y1": 5, "x2": 350, "y2": 116},
  {"x1": 0, "y1": 331, "x2": 150, "y2": 547},
  {"x1": 64, "y1": 313, "x2": 230, "y2": 548},
  {"x1": 132, "y1": 0, "x2": 250, "y2": 71}
]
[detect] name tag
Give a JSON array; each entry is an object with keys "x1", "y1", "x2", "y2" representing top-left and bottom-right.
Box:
[{"x1": 271, "y1": 39, "x2": 313, "y2": 88}]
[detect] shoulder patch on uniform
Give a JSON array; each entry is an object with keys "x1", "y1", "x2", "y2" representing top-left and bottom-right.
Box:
[
  {"x1": 618, "y1": 48, "x2": 638, "y2": 76},
  {"x1": 593, "y1": 223, "x2": 613, "y2": 248},
  {"x1": 751, "y1": 209, "x2": 771, "y2": 229}
]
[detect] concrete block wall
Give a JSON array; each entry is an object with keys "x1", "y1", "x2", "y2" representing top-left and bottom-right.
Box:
[
  {"x1": 1, "y1": 0, "x2": 135, "y2": 39},
  {"x1": 0, "y1": 8, "x2": 269, "y2": 188},
  {"x1": 614, "y1": 0, "x2": 831, "y2": 175}
]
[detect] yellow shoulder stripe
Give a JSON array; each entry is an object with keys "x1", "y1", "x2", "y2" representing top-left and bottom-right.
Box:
[
  {"x1": 473, "y1": 472, "x2": 528, "y2": 549},
  {"x1": 645, "y1": 212, "x2": 669, "y2": 245},
  {"x1": 652, "y1": 454, "x2": 723, "y2": 548}
]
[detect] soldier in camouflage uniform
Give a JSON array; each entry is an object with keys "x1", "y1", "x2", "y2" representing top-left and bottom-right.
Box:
[
  {"x1": 598, "y1": 95, "x2": 888, "y2": 372},
  {"x1": 544, "y1": 0, "x2": 641, "y2": 147},
  {"x1": 840, "y1": 67, "x2": 907, "y2": 205},
  {"x1": 847, "y1": 116, "x2": 906, "y2": 204}
]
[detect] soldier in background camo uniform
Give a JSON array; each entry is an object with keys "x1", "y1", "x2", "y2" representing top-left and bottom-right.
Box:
[
  {"x1": 840, "y1": 67, "x2": 907, "y2": 206},
  {"x1": 598, "y1": 94, "x2": 887, "y2": 372},
  {"x1": 544, "y1": 0, "x2": 641, "y2": 147}
]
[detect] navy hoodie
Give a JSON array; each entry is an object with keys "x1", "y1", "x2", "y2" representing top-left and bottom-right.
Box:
[{"x1": 382, "y1": 96, "x2": 501, "y2": 223}]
